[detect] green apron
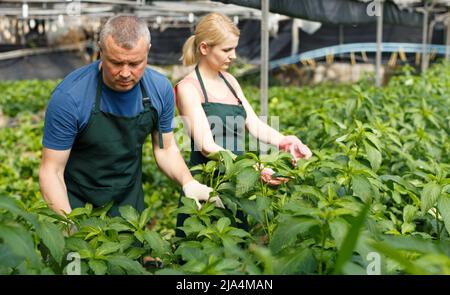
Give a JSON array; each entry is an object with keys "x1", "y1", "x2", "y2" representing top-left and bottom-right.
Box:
[
  {"x1": 189, "y1": 66, "x2": 247, "y2": 166},
  {"x1": 176, "y1": 66, "x2": 248, "y2": 237},
  {"x1": 64, "y1": 71, "x2": 158, "y2": 217}
]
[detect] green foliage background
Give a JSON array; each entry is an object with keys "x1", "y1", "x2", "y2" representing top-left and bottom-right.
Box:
[{"x1": 0, "y1": 62, "x2": 449, "y2": 274}]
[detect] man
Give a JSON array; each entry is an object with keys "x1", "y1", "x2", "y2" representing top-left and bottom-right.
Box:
[{"x1": 39, "y1": 15, "x2": 217, "y2": 216}]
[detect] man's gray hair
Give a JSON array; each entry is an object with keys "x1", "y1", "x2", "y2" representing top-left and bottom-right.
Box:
[{"x1": 99, "y1": 15, "x2": 151, "y2": 49}]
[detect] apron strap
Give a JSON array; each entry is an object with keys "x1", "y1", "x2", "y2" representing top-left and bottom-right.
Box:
[
  {"x1": 139, "y1": 79, "x2": 164, "y2": 149},
  {"x1": 195, "y1": 66, "x2": 210, "y2": 103},
  {"x1": 94, "y1": 70, "x2": 163, "y2": 148},
  {"x1": 95, "y1": 70, "x2": 151, "y2": 110},
  {"x1": 194, "y1": 66, "x2": 242, "y2": 105},
  {"x1": 94, "y1": 71, "x2": 102, "y2": 113},
  {"x1": 140, "y1": 81, "x2": 152, "y2": 109},
  {"x1": 219, "y1": 72, "x2": 243, "y2": 105}
]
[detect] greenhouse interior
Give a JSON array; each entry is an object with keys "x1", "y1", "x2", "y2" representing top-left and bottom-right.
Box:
[{"x1": 0, "y1": 0, "x2": 449, "y2": 279}]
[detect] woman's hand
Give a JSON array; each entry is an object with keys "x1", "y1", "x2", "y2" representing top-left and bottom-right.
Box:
[
  {"x1": 278, "y1": 135, "x2": 312, "y2": 164},
  {"x1": 255, "y1": 163, "x2": 289, "y2": 186},
  {"x1": 261, "y1": 167, "x2": 290, "y2": 186}
]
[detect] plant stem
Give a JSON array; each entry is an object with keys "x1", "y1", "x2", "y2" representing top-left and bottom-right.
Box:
[
  {"x1": 435, "y1": 208, "x2": 441, "y2": 240},
  {"x1": 264, "y1": 209, "x2": 271, "y2": 242},
  {"x1": 318, "y1": 223, "x2": 327, "y2": 275},
  {"x1": 210, "y1": 166, "x2": 216, "y2": 189}
]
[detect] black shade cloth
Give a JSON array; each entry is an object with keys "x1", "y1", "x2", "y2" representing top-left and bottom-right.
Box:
[{"x1": 212, "y1": 0, "x2": 424, "y2": 27}]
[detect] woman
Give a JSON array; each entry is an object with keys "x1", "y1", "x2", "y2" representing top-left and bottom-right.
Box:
[{"x1": 175, "y1": 12, "x2": 312, "y2": 235}]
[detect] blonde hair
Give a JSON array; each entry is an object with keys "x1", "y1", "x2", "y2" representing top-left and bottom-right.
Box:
[{"x1": 181, "y1": 12, "x2": 240, "y2": 66}]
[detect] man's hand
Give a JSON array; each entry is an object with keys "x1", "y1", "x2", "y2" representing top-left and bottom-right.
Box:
[
  {"x1": 63, "y1": 222, "x2": 78, "y2": 237},
  {"x1": 279, "y1": 135, "x2": 312, "y2": 164},
  {"x1": 207, "y1": 150, "x2": 237, "y2": 161},
  {"x1": 182, "y1": 180, "x2": 224, "y2": 209}
]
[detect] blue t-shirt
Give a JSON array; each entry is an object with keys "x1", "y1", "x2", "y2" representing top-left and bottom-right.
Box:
[{"x1": 43, "y1": 60, "x2": 174, "y2": 150}]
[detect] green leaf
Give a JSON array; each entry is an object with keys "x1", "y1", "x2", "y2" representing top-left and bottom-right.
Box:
[
  {"x1": 155, "y1": 268, "x2": 185, "y2": 275},
  {"x1": 107, "y1": 255, "x2": 148, "y2": 275},
  {"x1": 173, "y1": 197, "x2": 199, "y2": 215},
  {"x1": 293, "y1": 185, "x2": 325, "y2": 201},
  {"x1": 204, "y1": 160, "x2": 217, "y2": 173},
  {"x1": 364, "y1": 140, "x2": 382, "y2": 172},
  {"x1": 95, "y1": 242, "x2": 122, "y2": 257},
  {"x1": 345, "y1": 98, "x2": 357, "y2": 118},
  {"x1": 403, "y1": 205, "x2": 418, "y2": 223},
  {"x1": 332, "y1": 208, "x2": 356, "y2": 217},
  {"x1": 213, "y1": 218, "x2": 229, "y2": 234},
  {"x1": 233, "y1": 158, "x2": 257, "y2": 171},
  {"x1": 68, "y1": 205, "x2": 92, "y2": 218},
  {"x1": 82, "y1": 226, "x2": 102, "y2": 240},
  {"x1": 180, "y1": 260, "x2": 207, "y2": 274},
  {"x1": 0, "y1": 224, "x2": 40, "y2": 266},
  {"x1": 0, "y1": 245, "x2": 23, "y2": 269},
  {"x1": 365, "y1": 132, "x2": 382, "y2": 151},
  {"x1": 88, "y1": 259, "x2": 108, "y2": 275},
  {"x1": 421, "y1": 182, "x2": 441, "y2": 213},
  {"x1": 0, "y1": 196, "x2": 23, "y2": 214},
  {"x1": 36, "y1": 221, "x2": 65, "y2": 264},
  {"x1": 142, "y1": 230, "x2": 170, "y2": 258},
  {"x1": 91, "y1": 201, "x2": 114, "y2": 219},
  {"x1": 0, "y1": 196, "x2": 39, "y2": 227},
  {"x1": 174, "y1": 241, "x2": 205, "y2": 262},
  {"x1": 379, "y1": 235, "x2": 439, "y2": 254},
  {"x1": 107, "y1": 222, "x2": 133, "y2": 232},
  {"x1": 216, "y1": 182, "x2": 235, "y2": 194},
  {"x1": 239, "y1": 199, "x2": 259, "y2": 222},
  {"x1": 177, "y1": 217, "x2": 206, "y2": 237},
  {"x1": 134, "y1": 230, "x2": 145, "y2": 243},
  {"x1": 437, "y1": 195, "x2": 450, "y2": 236},
  {"x1": 219, "y1": 150, "x2": 235, "y2": 177},
  {"x1": 380, "y1": 174, "x2": 419, "y2": 195},
  {"x1": 118, "y1": 205, "x2": 139, "y2": 228},
  {"x1": 273, "y1": 248, "x2": 316, "y2": 275},
  {"x1": 259, "y1": 152, "x2": 278, "y2": 164},
  {"x1": 329, "y1": 218, "x2": 350, "y2": 250},
  {"x1": 334, "y1": 203, "x2": 369, "y2": 274},
  {"x1": 401, "y1": 222, "x2": 415, "y2": 234},
  {"x1": 392, "y1": 191, "x2": 402, "y2": 204},
  {"x1": 197, "y1": 228, "x2": 215, "y2": 240},
  {"x1": 370, "y1": 241, "x2": 430, "y2": 274},
  {"x1": 236, "y1": 167, "x2": 260, "y2": 196},
  {"x1": 125, "y1": 247, "x2": 146, "y2": 260},
  {"x1": 341, "y1": 261, "x2": 367, "y2": 275},
  {"x1": 284, "y1": 203, "x2": 321, "y2": 217},
  {"x1": 228, "y1": 228, "x2": 250, "y2": 238},
  {"x1": 270, "y1": 217, "x2": 320, "y2": 254},
  {"x1": 250, "y1": 245, "x2": 273, "y2": 275},
  {"x1": 215, "y1": 258, "x2": 241, "y2": 272},
  {"x1": 117, "y1": 234, "x2": 135, "y2": 251},
  {"x1": 351, "y1": 175, "x2": 374, "y2": 203},
  {"x1": 65, "y1": 237, "x2": 93, "y2": 259},
  {"x1": 256, "y1": 195, "x2": 272, "y2": 215},
  {"x1": 138, "y1": 207, "x2": 153, "y2": 229}
]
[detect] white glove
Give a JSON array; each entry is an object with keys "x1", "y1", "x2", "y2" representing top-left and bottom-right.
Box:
[{"x1": 182, "y1": 180, "x2": 224, "y2": 209}]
